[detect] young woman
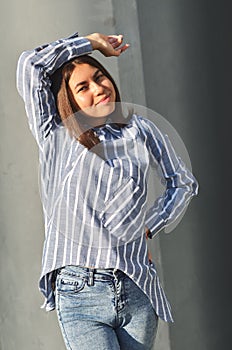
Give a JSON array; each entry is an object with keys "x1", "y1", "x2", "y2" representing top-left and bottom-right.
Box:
[{"x1": 17, "y1": 32, "x2": 198, "y2": 350}]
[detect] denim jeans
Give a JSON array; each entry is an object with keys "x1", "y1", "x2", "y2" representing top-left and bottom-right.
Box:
[{"x1": 55, "y1": 265, "x2": 158, "y2": 350}]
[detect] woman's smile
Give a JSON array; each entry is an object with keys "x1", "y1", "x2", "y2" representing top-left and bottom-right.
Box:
[{"x1": 96, "y1": 94, "x2": 111, "y2": 105}]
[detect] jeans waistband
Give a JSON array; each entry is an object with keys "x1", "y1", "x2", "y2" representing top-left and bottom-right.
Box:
[{"x1": 58, "y1": 265, "x2": 126, "y2": 286}]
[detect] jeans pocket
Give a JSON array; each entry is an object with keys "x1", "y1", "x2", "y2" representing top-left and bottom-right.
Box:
[{"x1": 56, "y1": 274, "x2": 86, "y2": 295}]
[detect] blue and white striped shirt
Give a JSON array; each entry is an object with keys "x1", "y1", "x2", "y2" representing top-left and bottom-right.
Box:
[{"x1": 16, "y1": 33, "x2": 198, "y2": 323}]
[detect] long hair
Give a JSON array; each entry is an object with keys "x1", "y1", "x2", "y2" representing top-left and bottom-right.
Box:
[{"x1": 52, "y1": 55, "x2": 126, "y2": 149}]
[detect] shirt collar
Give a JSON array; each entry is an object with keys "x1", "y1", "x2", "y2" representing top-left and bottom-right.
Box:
[{"x1": 93, "y1": 115, "x2": 139, "y2": 140}]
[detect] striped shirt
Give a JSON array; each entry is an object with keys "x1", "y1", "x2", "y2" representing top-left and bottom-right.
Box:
[{"x1": 16, "y1": 32, "x2": 198, "y2": 323}]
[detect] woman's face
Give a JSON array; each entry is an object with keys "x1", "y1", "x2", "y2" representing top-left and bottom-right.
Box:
[{"x1": 68, "y1": 63, "x2": 116, "y2": 119}]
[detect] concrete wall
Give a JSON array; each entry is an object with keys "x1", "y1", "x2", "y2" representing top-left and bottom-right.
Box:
[{"x1": 136, "y1": 1, "x2": 231, "y2": 349}]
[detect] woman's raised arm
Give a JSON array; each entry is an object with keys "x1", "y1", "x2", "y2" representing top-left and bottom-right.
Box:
[{"x1": 16, "y1": 33, "x2": 94, "y2": 147}]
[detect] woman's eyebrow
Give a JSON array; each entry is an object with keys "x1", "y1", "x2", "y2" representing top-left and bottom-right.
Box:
[
  {"x1": 74, "y1": 69, "x2": 101, "y2": 90},
  {"x1": 93, "y1": 69, "x2": 101, "y2": 78},
  {"x1": 74, "y1": 80, "x2": 86, "y2": 90}
]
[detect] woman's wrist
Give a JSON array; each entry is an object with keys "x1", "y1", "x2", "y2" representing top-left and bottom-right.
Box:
[
  {"x1": 85, "y1": 33, "x2": 101, "y2": 51},
  {"x1": 145, "y1": 226, "x2": 151, "y2": 239}
]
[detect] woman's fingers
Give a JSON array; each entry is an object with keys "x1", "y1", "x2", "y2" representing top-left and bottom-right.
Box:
[
  {"x1": 107, "y1": 35, "x2": 130, "y2": 56},
  {"x1": 108, "y1": 35, "x2": 128, "y2": 49},
  {"x1": 116, "y1": 43, "x2": 130, "y2": 53},
  {"x1": 108, "y1": 34, "x2": 123, "y2": 44}
]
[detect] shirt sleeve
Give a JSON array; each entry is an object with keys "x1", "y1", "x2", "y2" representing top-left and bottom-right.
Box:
[
  {"x1": 141, "y1": 118, "x2": 199, "y2": 238},
  {"x1": 16, "y1": 32, "x2": 92, "y2": 147}
]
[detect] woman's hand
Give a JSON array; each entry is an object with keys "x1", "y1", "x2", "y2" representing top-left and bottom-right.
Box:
[
  {"x1": 145, "y1": 226, "x2": 151, "y2": 239},
  {"x1": 85, "y1": 33, "x2": 130, "y2": 57},
  {"x1": 145, "y1": 226, "x2": 152, "y2": 263}
]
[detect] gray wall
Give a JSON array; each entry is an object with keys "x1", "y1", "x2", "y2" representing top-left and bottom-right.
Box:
[
  {"x1": 136, "y1": 0, "x2": 232, "y2": 349},
  {"x1": 1, "y1": 0, "x2": 230, "y2": 349}
]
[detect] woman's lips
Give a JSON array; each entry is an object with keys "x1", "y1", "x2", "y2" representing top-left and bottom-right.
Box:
[{"x1": 97, "y1": 95, "x2": 111, "y2": 105}]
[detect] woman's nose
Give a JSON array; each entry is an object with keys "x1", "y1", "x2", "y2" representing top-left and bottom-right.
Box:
[{"x1": 91, "y1": 81, "x2": 104, "y2": 95}]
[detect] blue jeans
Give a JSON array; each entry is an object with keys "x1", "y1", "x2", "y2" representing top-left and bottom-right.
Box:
[{"x1": 55, "y1": 265, "x2": 158, "y2": 350}]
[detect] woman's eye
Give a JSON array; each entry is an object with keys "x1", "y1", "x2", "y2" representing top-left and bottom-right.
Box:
[
  {"x1": 95, "y1": 74, "x2": 104, "y2": 82},
  {"x1": 78, "y1": 85, "x2": 88, "y2": 93}
]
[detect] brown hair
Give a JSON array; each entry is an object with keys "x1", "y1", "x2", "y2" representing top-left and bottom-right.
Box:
[{"x1": 52, "y1": 55, "x2": 126, "y2": 149}]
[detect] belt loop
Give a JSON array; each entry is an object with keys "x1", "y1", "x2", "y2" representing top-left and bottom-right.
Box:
[{"x1": 88, "y1": 269, "x2": 94, "y2": 286}]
